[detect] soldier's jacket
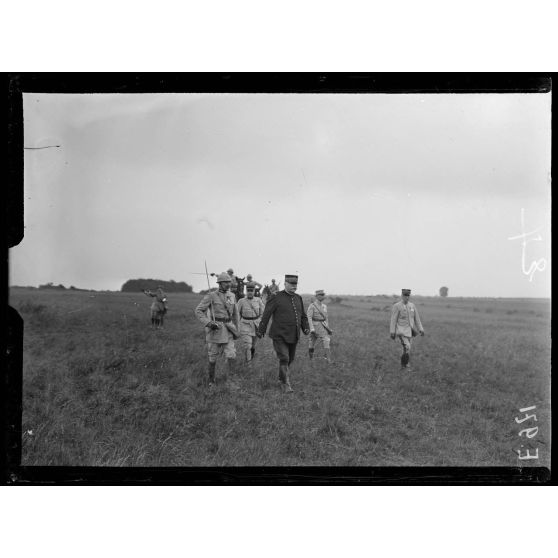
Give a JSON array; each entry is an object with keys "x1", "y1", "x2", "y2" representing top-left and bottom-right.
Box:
[
  {"x1": 146, "y1": 289, "x2": 167, "y2": 313},
  {"x1": 307, "y1": 300, "x2": 330, "y2": 334},
  {"x1": 237, "y1": 296, "x2": 265, "y2": 335},
  {"x1": 258, "y1": 290, "x2": 309, "y2": 343},
  {"x1": 229, "y1": 275, "x2": 240, "y2": 294},
  {"x1": 195, "y1": 289, "x2": 239, "y2": 343},
  {"x1": 390, "y1": 301, "x2": 424, "y2": 337}
]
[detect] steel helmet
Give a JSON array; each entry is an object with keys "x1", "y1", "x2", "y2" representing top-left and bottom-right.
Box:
[{"x1": 217, "y1": 272, "x2": 232, "y2": 283}]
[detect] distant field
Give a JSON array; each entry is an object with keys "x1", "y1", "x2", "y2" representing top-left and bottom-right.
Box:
[{"x1": 11, "y1": 287, "x2": 551, "y2": 467}]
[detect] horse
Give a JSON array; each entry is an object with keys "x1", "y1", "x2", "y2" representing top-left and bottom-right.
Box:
[
  {"x1": 261, "y1": 284, "x2": 273, "y2": 305},
  {"x1": 235, "y1": 277, "x2": 246, "y2": 301}
]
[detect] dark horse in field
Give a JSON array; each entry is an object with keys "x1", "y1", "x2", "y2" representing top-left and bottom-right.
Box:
[
  {"x1": 261, "y1": 284, "x2": 275, "y2": 305},
  {"x1": 235, "y1": 277, "x2": 246, "y2": 301}
]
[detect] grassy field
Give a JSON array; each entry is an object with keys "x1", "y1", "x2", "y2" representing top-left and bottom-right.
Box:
[{"x1": 11, "y1": 287, "x2": 551, "y2": 467}]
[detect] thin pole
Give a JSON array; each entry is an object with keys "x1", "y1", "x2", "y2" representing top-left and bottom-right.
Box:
[{"x1": 204, "y1": 260, "x2": 215, "y2": 321}]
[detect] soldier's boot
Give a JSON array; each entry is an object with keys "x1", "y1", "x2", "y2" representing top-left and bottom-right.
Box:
[
  {"x1": 250, "y1": 347, "x2": 256, "y2": 360},
  {"x1": 245, "y1": 349, "x2": 253, "y2": 372},
  {"x1": 324, "y1": 348, "x2": 332, "y2": 364},
  {"x1": 400, "y1": 352, "x2": 409, "y2": 371},
  {"x1": 284, "y1": 366, "x2": 294, "y2": 393},
  {"x1": 208, "y1": 361, "x2": 216, "y2": 387},
  {"x1": 278, "y1": 363, "x2": 287, "y2": 387},
  {"x1": 308, "y1": 348, "x2": 315, "y2": 360}
]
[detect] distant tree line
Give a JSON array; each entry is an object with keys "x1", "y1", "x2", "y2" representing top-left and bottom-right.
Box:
[
  {"x1": 121, "y1": 279, "x2": 193, "y2": 293},
  {"x1": 37, "y1": 283, "x2": 96, "y2": 291},
  {"x1": 38, "y1": 282, "x2": 87, "y2": 290},
  {"x1": 39, "y1": 282, "x2": 66, "y2": 289}
]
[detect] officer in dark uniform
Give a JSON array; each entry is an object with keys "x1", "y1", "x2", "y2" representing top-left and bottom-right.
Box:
[{"x1": 257, "y1": 274, "x2": 310, "y2": 393}]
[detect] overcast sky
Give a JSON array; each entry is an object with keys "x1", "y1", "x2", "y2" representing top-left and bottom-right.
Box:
[{"x1": 11, "y1": 92, "x2": 551, "y2": 297}]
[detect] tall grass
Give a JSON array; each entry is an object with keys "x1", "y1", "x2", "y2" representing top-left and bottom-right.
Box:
[{"x1": 12, "y1": 288, "x2": 551, "y2": 467}]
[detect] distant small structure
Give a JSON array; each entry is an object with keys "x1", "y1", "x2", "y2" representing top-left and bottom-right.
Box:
[{"x1": 439, "y1": 286, "x2": 449, "y2": 297}]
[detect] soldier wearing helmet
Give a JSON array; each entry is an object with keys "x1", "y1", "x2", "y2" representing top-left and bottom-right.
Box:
[
  {"x1": 268, "y1": 278, "x2": 279, "y2": 296},
  {"x1": 226, "y1": 268, "x2": 243, "y2": 301},
  {"x1": 245, "y1": 274, "x2": 263, "y2": 297},
  {"x1": 195, "y1": 272, "x2": 240, "y2": 387}
]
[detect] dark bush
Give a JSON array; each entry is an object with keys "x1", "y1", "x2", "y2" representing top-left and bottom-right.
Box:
[{"x1": 121, "y1": 279, "x2": 193, "y2": 293}]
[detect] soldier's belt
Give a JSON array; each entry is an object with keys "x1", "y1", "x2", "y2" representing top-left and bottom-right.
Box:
[
  {"x1": 242, "y1": 316, "x2": 260, "y2": 320},
  {"x1": 214, "y1": 317, "x2": 231, "y2": 323}
]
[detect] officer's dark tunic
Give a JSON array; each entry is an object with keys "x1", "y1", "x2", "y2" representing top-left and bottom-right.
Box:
[
  {"x1": 258, "y1": 290, "x2": 309, "y2": 365},
  {"x1": 258, "y1": 291, "x2": 309, "y2": 343}
]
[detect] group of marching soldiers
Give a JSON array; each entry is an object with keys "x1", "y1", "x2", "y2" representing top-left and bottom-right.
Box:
[
  {"x1": 194, "y1": 272, "x2": 304, "y2": 391},
  {"x1": 194, "y1": 271, "x2": 425, "y2": 393}
]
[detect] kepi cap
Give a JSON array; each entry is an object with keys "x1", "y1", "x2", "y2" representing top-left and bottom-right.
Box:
[
  {"x1": 285, "y1": 274, "x2": 298, "y2": 284},
  {"x1": 315, "y1": 289, "x2": 325, "y2": 296},
  {"x1": 227, "y1": 268, "x2": 234, "y2": 273},
  {"x1": 246, "y1": 282, "x2": 256, "y2": 291},
  {"x1": 402, "y1": 289, "x2": 411, "y2": 295}
]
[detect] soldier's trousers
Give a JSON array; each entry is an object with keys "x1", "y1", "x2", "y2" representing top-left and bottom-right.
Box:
[
  {"x1": 207, "y1": 337, "x2": 236, "y2": 363},
  {"x1": 308, "y1": 323, "x2": 330, "y2": 350},
  {"x1": 397, "y1": 335, "x2": 412, "y2": 364},
  {"x1": 240, "y1": 333, "x2": 257, "y2": 352},
  {"x1": 272, "y1": 338, "x2": 297, "y2": 366}
]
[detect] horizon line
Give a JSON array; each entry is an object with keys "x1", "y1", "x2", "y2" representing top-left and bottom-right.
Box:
[{"x1": 9, "y1": 285, "x2": 551, "y2": 300}]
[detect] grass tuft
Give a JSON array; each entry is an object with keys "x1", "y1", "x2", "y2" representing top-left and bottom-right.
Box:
[{"x1": 12, "y1": 288, "x2": 551, "y2": 467}]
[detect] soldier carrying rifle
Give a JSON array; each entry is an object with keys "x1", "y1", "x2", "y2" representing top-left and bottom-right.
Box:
[{"x1": 195, "y1": 272, "x2": 240, "y2": 387}]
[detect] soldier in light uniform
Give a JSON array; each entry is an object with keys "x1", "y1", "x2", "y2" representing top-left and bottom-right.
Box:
[
  {"x1": 268, "y1": 279, "x2": 279, "y2": 296},
  {"x1": 195, "y1": 272, "x2": 240, "y2": 387},
  {"x1": 245, "y1": 274, "x2": 263, "y2": 297},
  {"x1": 226, "y1": 267, "x2": 243, "y2": 301},
  {"x1": 257, "y1": 274, "x2": 310, "y2": 393},
  {"x1": 236, "y1": 282, "x2": 265, "y2": 372},
  {"x1": 307, "y1": 289, "x2": 333, "y2": 363},
  {"x1": 143, "y1": 286, "x2": 168, "y2": 329},
  {"x1": 390, "y1": 289, "x2": 425, "y2": 372}
]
